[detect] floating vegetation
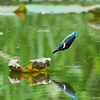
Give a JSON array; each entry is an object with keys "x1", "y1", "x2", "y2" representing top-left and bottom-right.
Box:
[
  {"x1": 8, "y1": 58, "x2": 51, "y2": 85},
  {"x1": 8, "y1": 58, "x2": 51, "y2": 72},
  {"x1": 14, "y1": 4, "x2": 26, "y2": 13}
]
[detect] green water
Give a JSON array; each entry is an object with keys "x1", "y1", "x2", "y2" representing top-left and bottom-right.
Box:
[{"x1": 0, "y1": 9, "x2": 100, "y2": 100}]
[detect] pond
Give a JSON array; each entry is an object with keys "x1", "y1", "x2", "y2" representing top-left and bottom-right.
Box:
[{"x1": 0, "y1": 4, "x2": 100, "y2": 100}]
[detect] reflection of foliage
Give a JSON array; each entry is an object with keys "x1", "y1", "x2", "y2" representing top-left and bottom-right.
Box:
[
  {"x1": 86, "y1": 70, "x2": 100, "y2": 98},
  {"x1": 88, "y1": 15, "x2": 100, "y2": 29},
  {"x1": 15, "y1": 12, "x2": 26, "y2": 20},
  {"x1": 88, "y1": 8, "x2": 100, "y2": 29},
  {"x1": 14, "y1": 4, "x2": 27, "y2": 20},
  {"x1": 89, "y1": 8, "x2": 100, "y2": 16},
  {"x1": 8, "y1": 71, "x2": 51, "y2": 85}
]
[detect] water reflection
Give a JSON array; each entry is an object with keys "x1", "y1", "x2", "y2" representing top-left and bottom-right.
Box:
[
  {"x1": 15, "y1": 7, "x2": 100, "y2": 30},
  {"x1": 52, "y1": 80, "x2": 77, "y2": 99},
  {"x1": 15, "y1": 12, "x2": 26, "y2": 20},
  {"x1": 8, "y1": 71, "x2": 51, "y2": 85},
  {"x1": 0, "y1": 3, "x2": 100, "y2": 99},
  {"x1": 88, "y1": 11, "x2": 100, "y2": 29},
  {"x1": 8, "y1": 70, "x2": 77, "y2": 99}
]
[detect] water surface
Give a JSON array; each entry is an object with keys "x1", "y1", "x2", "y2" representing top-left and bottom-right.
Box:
[{"x1": 0, "y1": 6, "x2": 100, "y2": 100}]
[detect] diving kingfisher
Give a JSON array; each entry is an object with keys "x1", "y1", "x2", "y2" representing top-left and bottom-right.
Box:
[{"x1": 52, "y1": 30, "x2": 78, "y2": 54}]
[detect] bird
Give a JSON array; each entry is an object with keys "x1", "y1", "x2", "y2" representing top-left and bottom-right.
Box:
[
  {"x1": 52, "y1": 30, "x2": 78, "y2": 54},
  {"x1": 52, "y1": 80, "x2": 77, "y2": 98}
]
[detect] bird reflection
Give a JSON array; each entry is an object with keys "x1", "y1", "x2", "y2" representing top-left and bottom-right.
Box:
[
  {"x1": 8, "y1": 71, "x2": 51, "y2": 85},
  {"x1": 52, "y1": 31, "x2": 78, "y2": 54},
  {"x1": 8, "y1": 71, "x2": 78, "y2": 98},
  {"x1": 52, "y1": 80, "x2": 77, "y2": 99}
]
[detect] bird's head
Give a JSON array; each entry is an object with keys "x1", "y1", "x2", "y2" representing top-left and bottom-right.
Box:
[{"x1": 72, "y1": 30, "x2": 78, "y2": 36}]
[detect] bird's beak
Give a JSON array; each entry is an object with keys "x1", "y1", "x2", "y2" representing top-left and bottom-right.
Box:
[{"x1": 52, "y1": 49, "x2": 58, "y2": 54}]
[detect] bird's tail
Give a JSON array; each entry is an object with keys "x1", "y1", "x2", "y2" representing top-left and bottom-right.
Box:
[{"x1": 52, "y1": 49, "x2": 59, "y2": 54}]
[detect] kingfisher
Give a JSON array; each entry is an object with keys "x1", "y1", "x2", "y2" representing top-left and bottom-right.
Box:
[
  {"x1": 52, "y1": 30, "x2": 78, "y2": 54},
  {"x1": 52, "y1": 80, "x2": 77, "y2": 98}
]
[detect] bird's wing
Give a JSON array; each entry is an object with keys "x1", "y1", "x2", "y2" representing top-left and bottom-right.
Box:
[
  {"x1": 56, "y1": 42, "x2": 64, "y2": 50},
  {"x1": 52, "y1": 35, "x2": 76, "y2": 54},
  {"x1": 63, "y1": 36, "x2": 74, "y2": 43},
  {"x1": 55, "y1": 37, "x2": 72, "y2": 50},
  {"x1": 57, "y1": 36, "x2": 73, "y2": 49},
  {"x1": 65, "y1": 36, "x2": 76, "y2": 45}
]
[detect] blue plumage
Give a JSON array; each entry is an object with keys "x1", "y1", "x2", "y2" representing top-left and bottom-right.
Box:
[
  {"x1": 52, "y1": 80, "x2": 78, "y2": 98},
  {"x1": 52, "y1": 31, "x2": 78, "y2": 54}
]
